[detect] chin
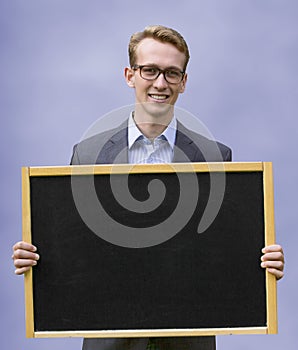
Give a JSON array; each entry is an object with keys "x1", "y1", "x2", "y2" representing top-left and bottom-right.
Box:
[{"x1": 143, "y1": 102, "x2": 173, "y2": 121}]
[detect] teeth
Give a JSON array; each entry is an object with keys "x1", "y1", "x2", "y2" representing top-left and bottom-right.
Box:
[{"x1": 150, "y1": 94, "x2": 167, "y2": 100}]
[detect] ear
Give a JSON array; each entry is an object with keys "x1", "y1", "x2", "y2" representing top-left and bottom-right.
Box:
[
  {"x1": 179, "y1": 73, "x2": 188, "y2": 93},
  {"x1": 124, "y1": 67, "x2": 135, "y2": 88}
]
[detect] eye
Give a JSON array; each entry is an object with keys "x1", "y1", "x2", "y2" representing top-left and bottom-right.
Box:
[
  {"x1": 166, "y1": 69, "x2": 181, "y2": 78},
  {"x1": 142, "y1": 66, "x2": 158, "y2": 76}
]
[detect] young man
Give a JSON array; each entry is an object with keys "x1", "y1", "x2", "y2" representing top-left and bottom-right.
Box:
[{"x1": 12, "y1": 25, "x2": 284, "y2": 350}]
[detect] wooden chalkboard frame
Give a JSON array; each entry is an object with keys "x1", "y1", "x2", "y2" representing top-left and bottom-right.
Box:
[{"x1": 22, "y1": 162, "x2": 277, "y2": 338}]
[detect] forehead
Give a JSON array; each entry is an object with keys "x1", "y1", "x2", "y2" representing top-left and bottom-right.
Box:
[{"x1": 135, "y1": 38, "x2": 186, "y2": 69}]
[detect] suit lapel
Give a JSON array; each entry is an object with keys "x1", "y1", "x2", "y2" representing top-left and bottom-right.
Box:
[
  {"x1": 97, "y1": 119, "x2": 206, "y2": 164},
  {"x1": 173, "y1": 122, "x2": 205, "y2": 162},
  {"x1": 96, "y1": 122, "x2": 129, "y2": 164}
]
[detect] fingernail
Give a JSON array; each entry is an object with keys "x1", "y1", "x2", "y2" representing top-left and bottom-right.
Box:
[{"x1": 35, "y1": 254, "x2": 40, "y2": 260}]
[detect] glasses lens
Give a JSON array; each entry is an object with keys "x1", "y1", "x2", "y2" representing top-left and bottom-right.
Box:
[
  {"x1": 165, "y1": 69, "x2": 183, "y2": 84},
  {"x1": 140, "y1": 66, "x2": 159, "y2": 79},
  {"x1": 139, "y1": 66, "x2": 184, "y2": 84}
]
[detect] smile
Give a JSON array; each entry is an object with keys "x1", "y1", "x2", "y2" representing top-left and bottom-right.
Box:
[{"x1": 148, "y1": 94, "x2": 169, "y2": 101}]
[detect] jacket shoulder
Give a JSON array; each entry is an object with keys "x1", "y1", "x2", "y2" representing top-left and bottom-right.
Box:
[
  {"x1": 176, "y1": 122, "x2": 232, "y2": 162},
  {"x1": 70, "y1": 123, "x2": 127, "y2": 165}
]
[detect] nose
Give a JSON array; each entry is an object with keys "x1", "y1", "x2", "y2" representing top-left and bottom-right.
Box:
[{"x1": 153, "y1": 72, "x2": 168, "y2": 89}]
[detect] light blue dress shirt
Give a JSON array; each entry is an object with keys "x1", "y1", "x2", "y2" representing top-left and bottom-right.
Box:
[{"x1": 128, "y1": 113, "x2": 177, "y2": 164}]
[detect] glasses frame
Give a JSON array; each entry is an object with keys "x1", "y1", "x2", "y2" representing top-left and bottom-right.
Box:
[{"x1": 132, "y1": 65, "x2": 185, "y2": 84}]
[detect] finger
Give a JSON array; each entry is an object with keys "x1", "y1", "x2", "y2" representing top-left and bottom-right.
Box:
[
  {"x1": 265, "y1": 267, "x2": 284, "y2": 280},
  {"x1": 261, "y1": 251, "x2": 284, "y2": 263},
  {"x1": 262, "y1": 244, "x2": 283, "y2": 254},
  {"x1": 15, "y1": 266, "x2": 34, "y2": 275},
  {"x1": 14, "y1": 258, "x2": 38, "y2": 269},
  {"x1": 261, "y1": 260, "x2": 284, "y2": 271},
  {"x1": 13, "y1": 249, "x2": 40, "y2": 261},
  {"x1": 13, "y1": 241, "x2": 37, "y2": 253}
]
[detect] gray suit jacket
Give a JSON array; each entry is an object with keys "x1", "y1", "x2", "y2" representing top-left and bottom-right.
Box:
[
  {"x1": 71, "y1": 120, "x2": 231, "y2": 165},
  {"x1": 71, "y1": 120, "x2": 232, "y2": 350}
]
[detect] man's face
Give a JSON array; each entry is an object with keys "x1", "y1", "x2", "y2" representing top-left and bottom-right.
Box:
[{"x1": 125, "y1": 38, "x2": 188, "y2": 121}]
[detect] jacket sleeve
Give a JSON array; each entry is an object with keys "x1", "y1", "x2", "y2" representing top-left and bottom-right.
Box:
[
  {"x1": 70, "y1": 144, "x2": 80, "y2": 165},
  {"x1": 224, "y1": 147, "x2": 232, "y2": 161}
]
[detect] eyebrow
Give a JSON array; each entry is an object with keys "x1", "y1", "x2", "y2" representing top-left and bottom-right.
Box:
[{"x1": 141, "y1": 63, "x2": 184, "y2": 71}]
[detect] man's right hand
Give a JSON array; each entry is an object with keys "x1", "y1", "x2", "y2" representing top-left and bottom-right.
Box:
[{"x1": 12, "y1": 241, "x2": 39, "y2": 275}]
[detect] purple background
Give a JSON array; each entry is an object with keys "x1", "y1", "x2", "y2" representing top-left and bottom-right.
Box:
[{"x1": 1, "y1": 1, "x2": 297, "y2": 349}]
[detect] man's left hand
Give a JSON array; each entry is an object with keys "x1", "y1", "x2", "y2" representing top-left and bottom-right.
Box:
[{"x1": 261, "y1": 244, "x2": 284, "y2": 280}]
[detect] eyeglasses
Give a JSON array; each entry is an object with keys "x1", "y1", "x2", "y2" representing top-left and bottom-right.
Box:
[{"x1": 132, "y1": 65, "x2": 185, "y2": 84}]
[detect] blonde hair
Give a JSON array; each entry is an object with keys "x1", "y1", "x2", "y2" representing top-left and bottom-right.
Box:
[{"x1": 128, "y1": 25, "x2": 190, "y2": 70}]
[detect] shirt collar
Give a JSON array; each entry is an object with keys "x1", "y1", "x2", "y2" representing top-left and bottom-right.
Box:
[{"x1": 128, "y1": 112, "x2": 177, "y2": 149}]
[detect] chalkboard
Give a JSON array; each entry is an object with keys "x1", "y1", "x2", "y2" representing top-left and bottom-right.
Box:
[{"x1": 22, "y1": 162, "x2": 277, "y2": 338}]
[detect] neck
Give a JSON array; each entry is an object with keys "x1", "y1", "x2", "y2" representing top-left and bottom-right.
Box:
[{"x1": 133, "y1": 108, "x2": 174, "y2": 140}]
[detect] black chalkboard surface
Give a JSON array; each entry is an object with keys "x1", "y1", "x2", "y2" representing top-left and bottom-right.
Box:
[{"x1": 22, "y1": 162, "x2": 277, "y2": 338}]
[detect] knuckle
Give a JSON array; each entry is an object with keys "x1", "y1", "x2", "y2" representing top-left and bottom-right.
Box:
[
  {"x1": 12, "y1": 242, "x2": 19, "y2": 251},
  {"x1": 277, "y1": 261, "x2": 284, "y2": 270},
  {"x1": 278, "y1": 251, "x2": 285, "y2": 261},
  {"x1": 13, "y1": 250, "x2": 20, "y2": 259},
  {"x1": 14, "y1": 259, "x2": 21, "y2": 268},
  {"x1": 14, "y1": 249, "x2": 24, "y2": 259},
  {"x1": 14, "y1": 241, "x2": 24, "y2": 249},
  {"x1": 273, "y1": 252, "x2": 284, "y2": 262}
]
